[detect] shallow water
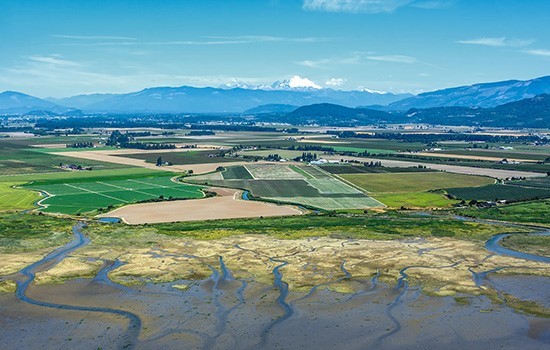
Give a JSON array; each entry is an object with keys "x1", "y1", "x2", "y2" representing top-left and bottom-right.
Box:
[{"x1": 2, "y1": 223, "x2": 550, "y2": 349}]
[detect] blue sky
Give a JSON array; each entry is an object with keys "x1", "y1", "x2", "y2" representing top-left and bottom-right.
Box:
[{"x1": 1, "y1": 0, "x2": 549, "y2": 97}]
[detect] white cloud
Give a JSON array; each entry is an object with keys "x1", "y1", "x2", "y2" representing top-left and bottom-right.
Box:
[
  {"x1": 325, "y1": 78, "x2": 346, "y2": 87},
  {"x1": 302, "y1": 0, "x2": 451, "y2": 13},
  {"x1": 0, "y1": 55, "x2": 277, "y2": 97},
  {"x1": 366, "y1": 54, "x2": 417, "y2": 63},
  {"x1": 457, "y1": 37, "x2": 534, "y2": 48},
  {"x1": 53, "y1": 34, "x2": 136, "y2": 40},
  {"x1": 296, "y1": 59, "x2": 331, "y2": 69},
  {"x1": 524, "y1": 49, "x2": 550, "y2": 57},
  {"x1": 303, "y1": 0, "x2": 414, "y2": 13},
  {"x1": 56, "y1": 35, "x2": 328, "y2": 47},
  {"x1": 28, "y1": 55, "x2": 80, "y2": 67}
]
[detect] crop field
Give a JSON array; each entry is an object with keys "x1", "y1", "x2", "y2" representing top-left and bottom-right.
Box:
[
  {"x1": 341, "y1": 172, "x2": 494, "y2": 193},
  {"x1": 507, "y1": 177, "x2": 550, "y2": 189},
  {"x1": 296, "y1": 165, "x2": 331, "y2": 178},
  {"x1": 208, "y1": 179, "x2": 320, "y2": 197},
  {"x1": 222, "y1": 165, "x2": 253, "y2": 179},
  {"x1": 0, "y1": 145, "x2": 127, "y2": 176},
  {"x1": 118, "y1": 150, "x2": 241, "y2": 165},
  {"x1": 373, "y1": 192, "x2": 457, "y2": 208},
  {"x1": 268, "y1": 195, "x2": 381, "y2": 210},
  {"x1": 338, "y1": 172, "x2": 493, "y2": 208},
  {"x1": 306, "y1": 178, "x2": 362, "y2": 194},
  {"x1": 433, "y1": 149, "x2": 549, "y2": 161},
  {"x1": 189, "y1": 164, "x2": 382, "y2": 210},
  {"x1": 447, "y1": 184, "x2": 550, "y2": 202},
  {"x1": 0, "y1": 182, "x2": 40, "y2": 211},
  {"x1": 319, "y1": 164, "x2": 437, "y2": 174},
  {"x1": 25, "y1": 175, "x2": 204, "y2": 215},
  {"x1": 244, "y1": 164, "x2": 304, "y2": 179}
]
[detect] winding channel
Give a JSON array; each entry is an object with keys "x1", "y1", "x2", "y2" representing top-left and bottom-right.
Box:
[
  {"x1": 15, "y1": 222, "x2": 142, "y2": 348},
  {"x1": 485, "y1": 231, "x2": 550, "y2": 263}
]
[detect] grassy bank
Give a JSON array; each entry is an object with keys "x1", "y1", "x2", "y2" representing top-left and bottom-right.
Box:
[{"x1": 454, "y1": 200, "x2": 550, "y2": 226}]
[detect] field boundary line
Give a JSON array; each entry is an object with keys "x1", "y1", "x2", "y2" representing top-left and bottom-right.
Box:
[
  {"x1": 243, "y1": 165, "x2": 257, "y2": 179},
  {"x1": 293, "y1": 165, "x2": 315, "y2": 179},
  {"x1": 64, "y1": 183, "x2": 128, "y2": 203},
  {"x1": 128, "y1": 178, "x2": 172, "y2": 189},
  {"x1": 97, "y1": 181, "x2": 160, "y2": 197},
  {"x1": 128, "y1": 178, "x2": 202, "y2": 195}
]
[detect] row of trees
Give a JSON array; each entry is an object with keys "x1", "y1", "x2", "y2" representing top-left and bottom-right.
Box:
[
  {"x1": 66, "y1": 142, "x2": 93, "y2": 148},
  {"x1": 106, "y1": 130, "x2": 175, "y2": 150}
]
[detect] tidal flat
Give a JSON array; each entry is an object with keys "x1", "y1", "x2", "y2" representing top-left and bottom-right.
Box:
[{"x1": 1, "y1": 214, "x2": 549, "y2": 349}]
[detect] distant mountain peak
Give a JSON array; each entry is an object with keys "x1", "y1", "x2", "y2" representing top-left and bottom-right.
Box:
[{"x1": 271, "y1": 75, "x2": 322, "y2": 90}]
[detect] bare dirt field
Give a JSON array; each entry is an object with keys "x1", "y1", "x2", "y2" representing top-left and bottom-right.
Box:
[
  {"x1": 59, "y1": 149, "x2": 271, "y2": 174},
  {"x1": 325, "y1": 155, "x2": 544, "y2": 179},
  {"x1": 97, "y1": 188, "x2": 303, "y2": 224}
]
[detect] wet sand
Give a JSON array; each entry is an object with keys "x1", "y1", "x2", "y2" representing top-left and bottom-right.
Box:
[
  {"x1": 2, "y1": 223, "x2": 549, "y2": 349},
  {"x1": 3, "y1": 266, "x2": 549, "y2": 349}
]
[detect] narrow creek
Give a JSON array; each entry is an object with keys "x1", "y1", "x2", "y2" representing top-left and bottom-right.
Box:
[{"x1": 15, "y1": 222, "x2": 142, "y2": 349}]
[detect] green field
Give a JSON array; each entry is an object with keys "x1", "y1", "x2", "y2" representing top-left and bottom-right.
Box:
[
  {"x1": 341, "y1": 172, "x2": 494, "y2": 193},
  {"x1": 433, "y1": 148, "x2": 549, "y2": 161},
  {"x1": 319, "y1": 164, "x2": 436, "y2": 174},
  {"x1": 447, "y1": 184, "x2": 550, "y2": 202},
  {"x1": 373, "y1": 192, "x2": 456, "y2": 208},
  {"x1": 244, "y1": 164, "x2": 304, "y2": 179},
  {"x1": 222, "y1": 165, "x2": 253, "y2": 179},
  {"x1": 25, "y1": 175, "x2": 204, "y2": 215},
  {"x1": 0, "y1": 182, "x2": 40, "y2": 211},
  {"x1": 338, "y1": 172, "x2": 492, "y2": 208},
  {"x1": 190, "y1": 164, "x2": 381, "y2": 210},
  {"x1": 0, "y1": 139, "x2": 130, "y2": 175},
  {"x1": 455, "y1": 200, "x2": 550, "y2": 225}
]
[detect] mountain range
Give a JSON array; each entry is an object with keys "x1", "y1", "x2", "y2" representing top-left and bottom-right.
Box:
[
  {"x1": 1, "y1": 76, "x2": 549, "y2": 127},
  {"x1": 387, "y1": 76, "x2": 550, "y2": 110},
  {"x1": 285, "y1": 94, "x2": 550, "y2": 128}
]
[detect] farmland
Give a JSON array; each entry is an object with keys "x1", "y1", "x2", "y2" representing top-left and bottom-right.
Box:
[
  {"x1": 338, "y1": 172, "x2": 493, "y2": 208},
  {"x1": 119, "y1": 150, "x2": 241, "y2": 165},
  {"x1": 340, "y1": 172, "x2": 494, "y2": 193},
  {"x1": 0, "y1": 139, "x2": 129, "y2": 175},
  {"x1": 24, "y1": 174, "x2": 204, "y2": 215},
  {"x1": 188, "y1": 163, "x2": 382, "y2": 210},
  {"x1": 447, "y1": 184, "x2": 550, "y2": 202},
  {"x1": 0, "y1": 182, "x2": 40, "y2": 211}
]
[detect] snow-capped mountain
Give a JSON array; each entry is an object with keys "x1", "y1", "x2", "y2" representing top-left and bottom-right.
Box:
[{"x1": 270, "y1": 75, "x2": 322, "y2": 90}]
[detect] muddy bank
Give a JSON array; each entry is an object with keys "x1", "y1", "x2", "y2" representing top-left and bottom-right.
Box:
[
  {"x1": 2, "y1": 223, "x2": 549, "y2": 349},
  {"x1": 3, "y1": 269, "x2": 549, "y2": 349}
]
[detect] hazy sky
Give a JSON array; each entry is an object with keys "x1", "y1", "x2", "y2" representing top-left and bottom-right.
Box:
[{"x1": 1, "y1": 0, "x2": 549, "y2": 97}]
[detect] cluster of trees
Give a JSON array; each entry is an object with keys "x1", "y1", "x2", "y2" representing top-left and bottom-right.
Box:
[
  {"x1": 364, "y1": 161, "x2": 382, "y2": 167},
  {"x1": 187, "y1": 130, "x2": 215, "y2": 136},
  {"x1": 288, "y1": 144, "x2": 335, "y2": 152},
  {"x1": 293, "y1": 152, "x2": 317, "y2": 162},
  {"x1": 66, "y1": 142, "x2": 93, "y2": 148},
  {"x1": 327, "y1": 130, "x2": 543, "y2": 144},
  {"x1": 188, "y1": 124, "x2": 276, "y2": 132},
  {"x1": 106, "y1": 130, "x2": 175, "y2": 150},
  {"x1": 265, "y1": 154, "x2": 282, "y2": 161}
]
